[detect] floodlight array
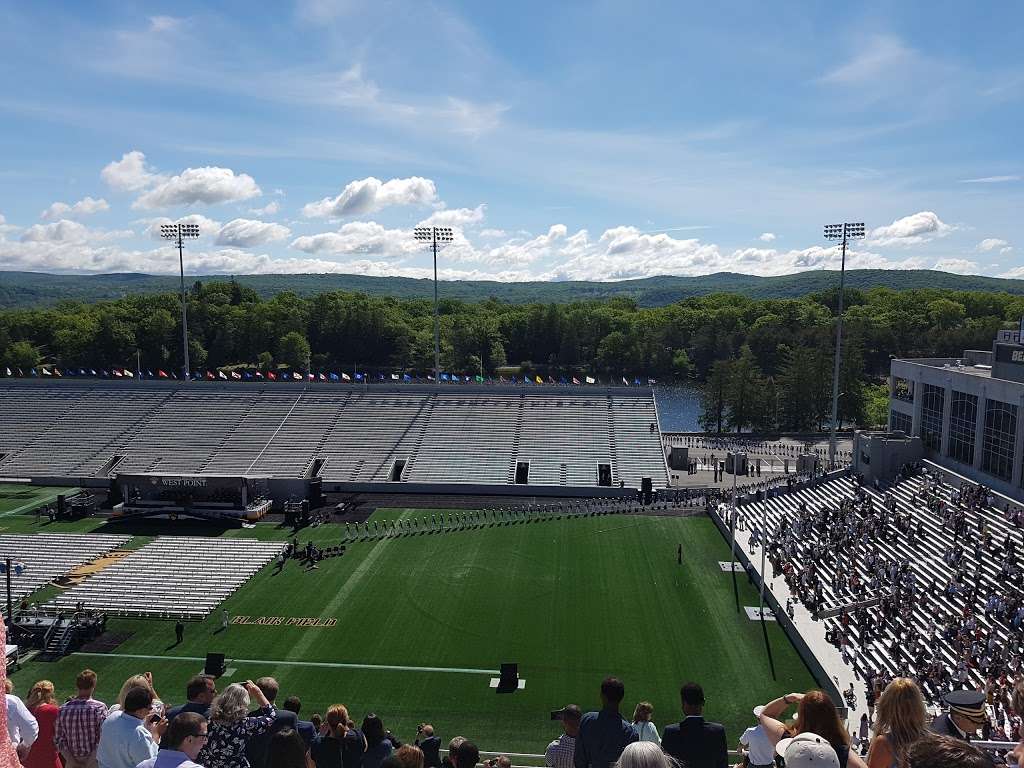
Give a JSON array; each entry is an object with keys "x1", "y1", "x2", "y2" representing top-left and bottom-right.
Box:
[
  {"x1": 824, "y1": 222, "x2": 866, "y2": 240},
  {"x1": 412, "y1": 226, "x2": 455, "y2": 243},
  {"x1": 180, "y1": 223, "x2": 201, "y2": 238},
  {"x1": 159, "y1": 224, "x2": 179, "y2": 239},
  {"x1": 824, "y1": 223, "x2": 844, "y2": 240}
]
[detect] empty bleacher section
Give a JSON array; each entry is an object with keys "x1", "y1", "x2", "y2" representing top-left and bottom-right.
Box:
[
  {"x1": 518, "y1": 396, "x2": 612, "y2": 486},
  {"x1": 0, "y1": 533, "x2": 131, "y2": 603},
  {"x1": 0, "y1": 381, "x2": 669, "y2": 490},
  {"x1": 51, "y1": 536, "x2": 285, "y2": 619}
]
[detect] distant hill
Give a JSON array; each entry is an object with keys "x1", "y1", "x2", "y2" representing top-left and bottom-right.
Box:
[{"x1": 2, "y1": 269, "x2": 1024, "y2": 308}]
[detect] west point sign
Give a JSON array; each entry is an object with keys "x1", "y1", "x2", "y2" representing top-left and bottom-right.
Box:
[{"x1": 230, "y1": 615, "x2": 337, "y2": 628}]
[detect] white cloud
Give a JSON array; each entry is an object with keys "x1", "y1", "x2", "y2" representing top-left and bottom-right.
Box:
[
  {"x1": 142, "y1": 214, "x2": 222, "y2": 240},
  {"x1": 479, "y1": 228, "x2": 506, "y2": 238},
  {"x1": 869, "y1": 211, "x2": 953, "y2": 247},
  {"x1": 819, "y1": 35, "x2": 916, "y2": 86},
  {"x1": 977, "y1": 238, "x2": 1012, "y2": 254},
  {"x1": 249, "y1": 201, "x2": 280, "y2": 216},
  {"x1": 290, "y1": 221, "x2": 419, "y2": 258},
  {"x1": 19, "y1": 219, "x2": 131, "y2": 244},
  {"x1": 133, "y1": 167, "x2": 261, "y2": 210},
  {"x1": 40, "y1": 196, "x2": 109, "y2": 221},
  {"x1": 301, "y1": 176, "x2": 437, "y2": 219},
  {"x1": 933, "y1": 258, "x2": 980, "y2": 275},
  {"x1": 148, "y1": 15, "x2": 183, "y2": 33},
  {"x1": 215, "y1": 218, "x2": 291, "y2": 247},
  {"x1": 959, "y1": 175, "x2": 1020, "y2": 184},
  {"x1": 758, "y1": 232, "x2": 776, "y2": 242},
  {"x1": 101, "y1": 150, "x2": 163, "y2": 192},
  {"x1": 417, "y1": 204, "x2": 486, "y2": 228}
]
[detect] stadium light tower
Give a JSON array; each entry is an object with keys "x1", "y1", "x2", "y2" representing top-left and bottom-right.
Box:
[
  {"x1": 412, "y1": 226, "x2": 454, "y2": 382},
  {"x1": 160, "y1": 222, "x2": 201, "y2": 381},
  {"x1": 823, "y1": 221, "x2": 866, "y2": 468}
]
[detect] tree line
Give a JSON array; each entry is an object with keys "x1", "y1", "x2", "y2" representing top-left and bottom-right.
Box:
[{"x1": 0, "y1": 280, "x2": 1017, "y2": 432}]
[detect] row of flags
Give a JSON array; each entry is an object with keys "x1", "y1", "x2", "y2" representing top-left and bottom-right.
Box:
[{"x1": 2, "y1": 366, "x2": 657, "y2": 386}]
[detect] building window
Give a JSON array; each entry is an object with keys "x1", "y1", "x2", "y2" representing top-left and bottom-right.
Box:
[
  {"x1": 919, "y1": 384, "x2": 944, "y2": 452},
  {"x1": 890, "y1": 410, "x2": 912, "y2": 435},
  {"x1": 981, "y1": 399, "x2": 1017, "y2": 482},
  {"x1": 892, "y1": 377, "x2": 914, "y2": 403},
  {"x1": 947, "y1": 390, "x2": 977, "y2": 466}
]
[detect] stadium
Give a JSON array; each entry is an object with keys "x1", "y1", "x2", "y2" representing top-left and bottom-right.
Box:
[
  {"x1": 0, "y1": 378, "x2": 814, "y2": 753},
  {"x1": 1, "y1": 5, "x2": 1021, "y2": 766},
  {"x1": 0, "y1": 350, "x2": 1020, "y2": 764}
]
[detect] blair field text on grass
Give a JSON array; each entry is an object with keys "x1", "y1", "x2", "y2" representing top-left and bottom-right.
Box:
[{"x1": 230, "y1": 615, "x2": 337, "y2": 627}]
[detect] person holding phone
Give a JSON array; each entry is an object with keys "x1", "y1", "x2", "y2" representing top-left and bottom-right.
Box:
[
  {"x1": 96, "y1": 686, "x2": 164, "y2": 768},
  {"x1": 200, "y1": 681, "x2": 276, "y2": 768}
]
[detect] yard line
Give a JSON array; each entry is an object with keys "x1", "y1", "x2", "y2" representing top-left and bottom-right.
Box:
[
  {"x1": 72, "y1": 651, "x2": 497, "y2": 676},
  {"x1": 0, "y1": 489, "x2": 68, "y2": 518}
]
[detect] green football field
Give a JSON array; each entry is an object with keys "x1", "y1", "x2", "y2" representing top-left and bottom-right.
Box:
[
  {"x1": 4, "y1": 495, "x2": 816, "y2": 755},
  {"x1": 0, "y1": 484, "x2": 73, "y2": 517}
]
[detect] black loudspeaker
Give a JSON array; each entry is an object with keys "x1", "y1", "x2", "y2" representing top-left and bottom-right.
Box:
[
  {"x1": 641, "y1": 477, "x2": 652, "y2": 494},
  {"x1": 57, "y1": 495, "x2": 66, "y2": 517},
  {"x1": 496, "y1": 662, "x2": 518, "y2": 693},
  {"x1": 204, "y1": 652, "x2": 226, "y2": 677},
  {"x1": 598, "y1": 464, "x2": 612, "y2": 487}
]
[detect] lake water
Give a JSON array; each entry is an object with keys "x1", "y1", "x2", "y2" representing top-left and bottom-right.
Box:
[{"x1": 653, "y1": 384, "x2": 702, "y2": 432}]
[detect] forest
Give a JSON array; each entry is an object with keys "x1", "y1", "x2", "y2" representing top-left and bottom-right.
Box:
[{"x1": 1, "y1": 279, "x2": 1019, "y2": 434}]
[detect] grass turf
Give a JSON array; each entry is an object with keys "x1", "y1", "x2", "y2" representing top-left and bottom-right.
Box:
[
  {"x1": 0, "y1": 485, "x2": 73, "y2": 518},
  {"x1": 6, "y1": 502, "x2": 816, "y2": 754}
]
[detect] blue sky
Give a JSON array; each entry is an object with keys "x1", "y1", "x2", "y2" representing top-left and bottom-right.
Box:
[{"x1": 0, "y1": 0, "x2": 1021, "y2": 281}]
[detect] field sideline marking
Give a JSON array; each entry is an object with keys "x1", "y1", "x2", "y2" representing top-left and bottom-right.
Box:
[
  {"x1": 72, "y1": 651, "x2": 497, "y2": 676},
  {"x1": 0, "y1": 489, "x2": 67, "y2": 518}
]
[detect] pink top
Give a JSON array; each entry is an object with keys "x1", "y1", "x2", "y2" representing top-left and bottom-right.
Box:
[{"x1": 0, "y1": 616, "x2": 23, "y2": 768}]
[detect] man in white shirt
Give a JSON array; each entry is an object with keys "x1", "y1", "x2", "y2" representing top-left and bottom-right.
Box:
[
  {"x1": 97, "y1": 686, "x2": 163, "y2": 768},
  {"x1": 739, "y1": 707, "x2": 774, "y2": 768},
  {"x1": 5, "y1": 679, "x2": 39, "y2": 760}
]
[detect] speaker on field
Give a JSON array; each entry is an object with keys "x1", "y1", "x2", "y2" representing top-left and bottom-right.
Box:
[
  {"x1": 57, "y1": 495, "x2": 67, "y2": 517},
  {"x1": 496, "y1": 662, "x2": 518, "y2": 693},
  {"x1": 204, "y1": 652, "x2": 226, "y2": 677}
]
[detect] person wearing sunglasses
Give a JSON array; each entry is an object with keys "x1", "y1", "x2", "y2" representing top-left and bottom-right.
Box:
[{"x1": 137, "y1": 712, "x2": 208, "y2": 768}]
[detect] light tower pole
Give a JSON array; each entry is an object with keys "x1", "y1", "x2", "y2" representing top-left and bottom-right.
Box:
[
  {"x1": 823, "y1": 222, "x2": 866, "y2": 468},
  {"x1": 160, "y1": 223, "x2": 201, "y2": 380},
  {"x1": 412, "y1": 226, "x2": 454, "y2": 382}
]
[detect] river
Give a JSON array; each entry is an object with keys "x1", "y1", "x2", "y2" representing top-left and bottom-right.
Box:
[{"x1": 653, "y1": 384, "x2": 702, "y2": 432}]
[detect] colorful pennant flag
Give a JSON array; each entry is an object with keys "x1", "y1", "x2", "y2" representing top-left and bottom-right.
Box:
[{"x1": 341, "y1": 372, "x2": 351, "y2": 381}]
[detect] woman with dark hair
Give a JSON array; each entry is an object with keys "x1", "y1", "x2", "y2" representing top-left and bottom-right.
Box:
[
  {"x1": 360, "y1": 715, "x2": 397, "y2": 768},
  {"x1": 268, "y1": 728, "x2": 312, "y2": 768},
  {"x1": 757, "y1": 691, "x2": 867, "y2": 768}
]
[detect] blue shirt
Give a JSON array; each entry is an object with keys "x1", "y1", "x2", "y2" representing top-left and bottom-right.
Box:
[
  {"x1": 97, "y1": 713, "x2": 158, "y2": 768},
  {"x1": 573, "y1": 708, "x2": 637, "y2": 768},
  {"x1": 137, "y1": 749, "x2": 204, "y2": 768}
]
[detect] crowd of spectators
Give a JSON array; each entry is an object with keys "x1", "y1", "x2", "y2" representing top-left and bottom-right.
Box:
[{"x1": 3, "y1": 667, "x2": 1021, "y2": 768}]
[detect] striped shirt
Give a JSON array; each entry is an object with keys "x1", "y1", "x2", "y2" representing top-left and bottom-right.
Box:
[{"x1": 56, "y1": 697, "x2": 108, "y2": 757}]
